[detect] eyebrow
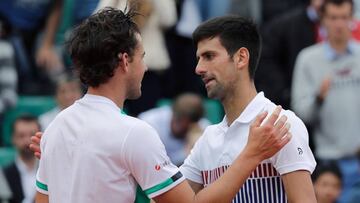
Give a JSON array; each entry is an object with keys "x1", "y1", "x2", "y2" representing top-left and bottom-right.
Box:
[{"x1": 197, "y1": 50, "x2": 216, "y2": 59}]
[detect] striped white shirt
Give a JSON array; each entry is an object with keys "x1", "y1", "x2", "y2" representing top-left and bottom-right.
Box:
[{"x1": 180, "y1": 92, "x2": 316, "y2": 203}]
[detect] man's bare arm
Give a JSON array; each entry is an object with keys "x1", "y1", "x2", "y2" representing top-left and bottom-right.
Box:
[
  {"x1": 282, "y1": 170, "x2": 317, "y2": 203},
  {"x1": 36, "y1": 192, "x2": 49, "y2": 203}
]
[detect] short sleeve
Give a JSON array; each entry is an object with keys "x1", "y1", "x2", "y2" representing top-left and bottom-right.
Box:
[
  {"x1": 36, "y1": 131, "x2": 49, "y2": 195},
  {"x1": 271, "y1": 112, "x2": 317, "y2": 175},
  {"x1": 179, "y1": 134, "x2": 205, "y2": 184},
  {"x1": 122, "y1": 121, "x2": 185, "y2": 198}
]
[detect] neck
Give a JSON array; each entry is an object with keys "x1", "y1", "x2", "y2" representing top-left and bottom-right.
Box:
[
  {"x1": 222, "y1": 82, "x2": 257, "y2": 126},
  {"x1": 87, "y1": 84, "x2": 126, "y2": 109},
  {"x1": 329, "y1": 38, "x2": 349, "y2": 54}
]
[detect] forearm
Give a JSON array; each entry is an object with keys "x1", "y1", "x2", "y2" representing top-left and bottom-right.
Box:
[
  {"x1": 194, "y1": 152, "x2": 260, "y2": 202},
  {"x1": 41, "y1": 0, "x2": 62, "y2": 48}
]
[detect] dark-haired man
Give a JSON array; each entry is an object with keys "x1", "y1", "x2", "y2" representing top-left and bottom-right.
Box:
[
  {"x1": 34, "y1": 7, "x2": 291, "y2": 203},
  {"x1": 179, "y1": 16, "x2": 317, "y2": 202}
]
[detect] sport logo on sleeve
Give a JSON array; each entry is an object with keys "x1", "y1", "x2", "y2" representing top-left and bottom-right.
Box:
[{"x1": 154, "y1": 159, "x2": 171, "y2": 171}]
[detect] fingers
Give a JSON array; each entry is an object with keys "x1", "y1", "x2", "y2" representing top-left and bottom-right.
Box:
[
  {"x1": 29, "y1": 143, "x2": 40, "y2": 152},
  {"x1": 35, "y1": 131, "x2": 43, "y2": 139},
  {"x1": 278, "y1": 123, "x2": 291, "y2": 139},
  {"x1": 277, "y1": 132, "x2": 292, "y2": 149},
  {"x1": 31, "y1": 134, "x2": 41, "y2": 145},
  {"x1": 35, "y1": 152, "x2": 41, "y2": 160},
  {"x1": 274, "y1": 115, "x2": 288, "y2": 137},
  {"x1": 251, "y1": 111, "x2": 268, "y2": 127},
  {"x1": 265, "y1": 106, "x2": 282, "y2": 125}
]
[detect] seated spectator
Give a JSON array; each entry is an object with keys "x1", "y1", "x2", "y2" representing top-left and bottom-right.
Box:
[
  {"x1": 312, "y1": 162, "x2": 343, "y2": 203},
  {"x1": 3, "y1": 114, "x2": 40, "y2": 203},
  {"x1": 39, "y1": 72, "x2": 82, "y2": 130},
  {"x1": 138, "y1": 93, "x2": 210, "y2": 166}
]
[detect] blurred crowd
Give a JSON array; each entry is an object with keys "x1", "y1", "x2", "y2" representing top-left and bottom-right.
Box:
[{"x1": 1, "y1": 0, "x2": 360, "y2": 202}]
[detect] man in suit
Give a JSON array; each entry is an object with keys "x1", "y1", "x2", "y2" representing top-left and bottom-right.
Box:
[{"x1": 3, "y1": 114, "x2": 40, "y2": 203}]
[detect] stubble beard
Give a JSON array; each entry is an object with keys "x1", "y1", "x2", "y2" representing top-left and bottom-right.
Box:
[{"x1": 207, "y1": 83, "x2": 224, "y2": 100}]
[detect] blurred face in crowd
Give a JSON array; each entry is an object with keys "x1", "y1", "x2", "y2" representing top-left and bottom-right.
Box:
[
  {"x1": 195, "y1": 37, "x2": 239, "y2": 100},
  {"x1": 322, "y1": 2, "x2": 353, "y2": 43},
  {"x1": 56, "y1": 80, "x2": 82, "y2": 110},
  {"x1": 126, "y1": 33, "x2": 147, "y2": 100},
  {"x1": 13, "y1": 120, "x2": 40, "y2": 160},
  {"x1": 314, "y1": 172, "x2": 342, "y2": 203}
]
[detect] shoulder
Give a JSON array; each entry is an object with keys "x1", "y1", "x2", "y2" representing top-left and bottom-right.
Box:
[
  {"x1": 264, "y1": 101, "x2": 308, "y2": 139},
  {"x1": 297, "y1": 43, "x2": 324, "y2": 60},
  {"x1": 124, "y1": 115, "x2": 160, "y2": 141}
]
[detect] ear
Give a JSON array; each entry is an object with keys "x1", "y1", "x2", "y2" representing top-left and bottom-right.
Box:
[
  {"x1": 233, "y1": 47, "x2": 249, "y2": 70},
  {"x1": 118, "y1": 53, "x2": 130, "y2": 73}
]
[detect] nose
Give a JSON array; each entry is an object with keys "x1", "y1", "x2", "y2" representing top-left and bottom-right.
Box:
[{"x1": 195, "y1": 62, "x2": 206, "y2": 76}]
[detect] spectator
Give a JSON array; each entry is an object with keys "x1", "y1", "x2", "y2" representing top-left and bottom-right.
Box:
[
  {"x1": 0, "y1": 0, "x2": 63, "y2": 94},
  {"x1": 257, "y1": 0, "x2": 323, "y2": 110},
  {"x1": 39, "y1": 72, "x2": 82, "y2": 130},
  {"x1": 3, "y1": 114, "x2": 40, "y2": 203},
  {"x1": 292, "y1": 0, "x2": 360, "y2": 201},
  {"x1": 312, "y1": 162, "x2": 343, "y2": 203},
  {"x1": 138, "y1": 93, "x2": 210, "y2": 166}
]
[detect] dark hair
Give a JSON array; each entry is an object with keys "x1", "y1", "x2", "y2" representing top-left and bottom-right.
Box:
[
  {"x1": 320, "y1": 0, "x2": 354, "y2": 15},
  {"x1": 312, "y1": 162, "x2": 342, "y2": 184},
  {"x1": 67, "y1": 7, "x2": 140, "y2": 87},
  {"x1": 193, "y1": 15, "x2": 261, "y2": 79},
  {"x1": 12, "y1": 114, "x2": 40, "y2": 133}
]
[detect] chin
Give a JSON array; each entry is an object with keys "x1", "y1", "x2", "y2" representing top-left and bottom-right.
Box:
[{"x1": 128, "y1": 91, "x2": 142, "y2": 100}]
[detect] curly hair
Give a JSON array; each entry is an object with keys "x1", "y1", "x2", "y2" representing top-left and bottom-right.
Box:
[{"x1": 67, "y1": 7, "x2": 140, "y2": 87}]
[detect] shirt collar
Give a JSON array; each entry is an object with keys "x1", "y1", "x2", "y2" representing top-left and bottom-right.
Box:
[
  {"x1": 81, "y1": 94, "x2": 122, "y2": 112},
  {"x1": 220, "y1": 92, "x2": 268, "y2": 128},
  {"x1": 15, "y1": 157, "x2": 37, "y2": 174},
  {"x1": 324, "y1": 40, "x2": 356, "y2": 61}
]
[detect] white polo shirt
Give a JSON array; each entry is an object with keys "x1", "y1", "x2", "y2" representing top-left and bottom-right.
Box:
[
  {"x1": 36, "y1": 94, "x2": 185, "y2": 203},
  {"x1": 180, "y1": 92, "x2": 316, "y2": 202}
]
